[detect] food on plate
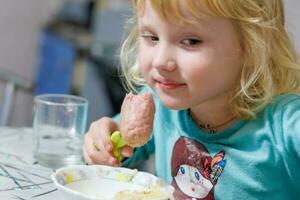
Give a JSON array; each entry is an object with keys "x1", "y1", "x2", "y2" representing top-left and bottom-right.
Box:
[{"x1": 113, "y1": 184, "x2": 174, "y2": 200}]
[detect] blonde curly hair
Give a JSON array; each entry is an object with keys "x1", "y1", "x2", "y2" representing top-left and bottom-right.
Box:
[{"x1": 119, "y1": 0, "x2": 300, "y2": 119}]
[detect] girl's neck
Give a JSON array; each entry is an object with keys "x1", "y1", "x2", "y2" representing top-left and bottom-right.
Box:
[{"x1": 189, "y1": 95, "x2": 237, "y2": 133}]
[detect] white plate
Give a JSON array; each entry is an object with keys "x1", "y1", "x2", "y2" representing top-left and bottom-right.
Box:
[{"x1": 51, "y1": 165, "x2": 174, "y2": 200}]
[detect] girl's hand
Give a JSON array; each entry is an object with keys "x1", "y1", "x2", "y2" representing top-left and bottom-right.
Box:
[{"x1": 83, "y1": 117, "x2": 134, "y2": 166}]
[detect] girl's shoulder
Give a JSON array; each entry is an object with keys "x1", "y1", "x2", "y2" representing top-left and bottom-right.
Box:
[
  {"x1": 264, "y1": 94, "x2": 300, "y2": 131},
  {"x1": 272, "y1": 93, "x2": 300, "y2": 107},
  {"x1": 268, "y1": 93, "x2": 300, "y2": 116},
  {"x1": 266, "y1": 94, "x2": 300, "y2": 158}
]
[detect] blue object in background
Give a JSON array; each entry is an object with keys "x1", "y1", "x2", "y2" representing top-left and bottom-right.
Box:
[{"x1": 34, "y1": 31, "x2": 75, "y2": 94}]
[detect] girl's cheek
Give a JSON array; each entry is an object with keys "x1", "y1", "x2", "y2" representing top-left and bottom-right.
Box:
[
  {"x1": 139, "y1": 66, "x2": 150, "y2": 79},
  {"x1": 138, "y1": 54, "x2": 152, "y2": 71}
]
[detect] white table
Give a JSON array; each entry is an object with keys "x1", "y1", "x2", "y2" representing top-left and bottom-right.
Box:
[{"x1": 0, "y1": 127, "x2": 63, "y2": 199}]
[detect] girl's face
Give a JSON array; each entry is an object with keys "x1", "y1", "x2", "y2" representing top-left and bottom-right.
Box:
[{"x1": 137, "y1": 1, "x2": 244, "y2": 110}]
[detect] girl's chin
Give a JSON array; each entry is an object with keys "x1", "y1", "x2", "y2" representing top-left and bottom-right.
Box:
[
  {"x1": 159, "y1": 96, "x2": 189, "y2": 110},
  {"x1": 150, "y1": 84, "x2": 190, "y2": 110}
]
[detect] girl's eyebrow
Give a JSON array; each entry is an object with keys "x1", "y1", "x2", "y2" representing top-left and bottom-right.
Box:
[
  {"x1": 138, "y1": 18, "x2": 155, "y2": 28},
  {"x1": 138, "y1": 23, "x2": 209, "y2": 37},
  {"x1": 137, "y1": 15, "x2": 219, "y2": 38},
  {"x1": 138, "y1": 16, "x2": 210, "y2": 29},
  {"x1": 138, "y1": 22, "x2": 157, "y2": 33}
]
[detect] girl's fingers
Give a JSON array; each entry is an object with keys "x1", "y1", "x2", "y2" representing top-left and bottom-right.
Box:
[
  {"x1": 84, "y1": 133, "x2": 110, "y2": 164},
  {"x1": 88, "y1": 120, "x2": 104, "y2": 152},
  {"x1": 83, "y1": 144, "x2": 94, "y2": 165},
  {"x1": 83, "y1": 134, "x2": 103, "y2": 163},
  {"x1": 98, "y1": 117, "x2": 120, "y2": 152},
  {"x1": 90, "y1": 117, "x2": 119, "y2": 154},
  {"x1": 121, "y1": 146, "x2": 134, "y2": 157},
  {"x1": 83, "y1": 132, "x2": 120, "y2": 166}
]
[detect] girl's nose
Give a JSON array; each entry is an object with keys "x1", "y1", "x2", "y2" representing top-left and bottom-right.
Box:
[
  {"x1": 152, "y1": 45, "x2": 177, "y2": 72},
  {"x1": 154, "y1": 60, "x2": 177, "y2": 71}
]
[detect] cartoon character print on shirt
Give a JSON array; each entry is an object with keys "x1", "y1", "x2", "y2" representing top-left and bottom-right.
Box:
[{"x1": 171, "y1": 136, "x2": 226, "y2": 200}]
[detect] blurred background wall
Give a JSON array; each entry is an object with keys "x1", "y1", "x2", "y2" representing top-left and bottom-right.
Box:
[
  {"x1": 285, "y1": 0, "x2": 300, "y2": 53},
  {"x1": 0, "y1": 0, "x2": 64, "y2": 126},
  {"x1": 0, "y1": 0, "x2": 130, "y2": 127},
  {"x1": 0, "y1": 0, "x2": 299, "y2": 127}
]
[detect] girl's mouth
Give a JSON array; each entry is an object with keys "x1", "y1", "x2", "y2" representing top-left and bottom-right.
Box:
[{"x1": 155, "y1": 79, "x2": 187, "y2": 90}]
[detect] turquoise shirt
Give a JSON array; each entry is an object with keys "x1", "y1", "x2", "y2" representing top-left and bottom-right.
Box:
[{"x1": 121, "y1": 88, "x2": 300, "y2": 199}]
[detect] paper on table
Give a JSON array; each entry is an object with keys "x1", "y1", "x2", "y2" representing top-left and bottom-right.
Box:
[{"x1": 0, "y1": 127, "x2": 59, "y2": 200}]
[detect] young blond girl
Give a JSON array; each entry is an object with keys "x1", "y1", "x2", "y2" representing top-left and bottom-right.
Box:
[{"x1": 83, "y1": 0, "x2": 300, "y2": 199}]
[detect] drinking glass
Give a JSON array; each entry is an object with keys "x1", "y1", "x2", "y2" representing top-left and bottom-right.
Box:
[{"x1": 33, "y1": 94, "x2": 88, "y2": 169}]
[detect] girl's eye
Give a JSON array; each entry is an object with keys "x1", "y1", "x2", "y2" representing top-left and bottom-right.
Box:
[
  {"x1": 182, "y1": 38, "x2": 202, "y2": 46},
  {"x1": 180, "y1": 166, "x2": 185, "y2": 174},
  {"x1": 141, "y1": 35, "x2": 159, "y2": 43}
]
